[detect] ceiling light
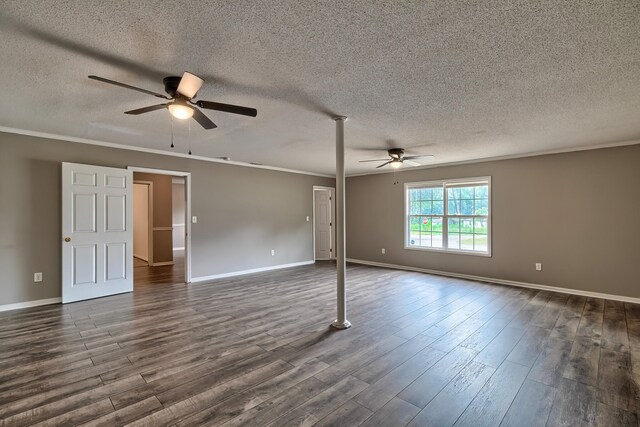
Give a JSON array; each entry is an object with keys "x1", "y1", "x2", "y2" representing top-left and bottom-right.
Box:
[
  {"x1": 168, "y1": 103, "x2": 194, "y2": 120},
  {"x1": 390, "y1": 159, "x2": 403, "y2": 168}
]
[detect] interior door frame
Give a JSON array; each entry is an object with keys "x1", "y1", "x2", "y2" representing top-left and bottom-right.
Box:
[
  {"x1": 133, "y1": 180, "x2": 154, "y2": 265},
  {"x1": 312, "y1": 186, "x2": 335, "y2": 261},
  {"x1": 128, "y1": 166, "x2": 192, "y2": 283}
]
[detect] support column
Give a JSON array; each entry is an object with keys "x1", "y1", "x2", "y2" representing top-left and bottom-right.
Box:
[{"x1": 331, "y1": 116, "x2": 351, "y2": 330}]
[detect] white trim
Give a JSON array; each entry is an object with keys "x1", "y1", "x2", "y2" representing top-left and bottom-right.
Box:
[
  {"x1": 346, "y1": 258, "x2": 640, "y2": 304},
  {"x1": 129, "y1": 166, "x2": 193, "y2": 283},
  {"x1": 191, "y1": 260, "x2": 315, "y2": 283},
  {"x1": 172, "y1": 223, "x2": 185, "y2": 227},
  {"x1": 173, "y1": 247, "x2": 185, "y2": 251},
  {"x1": 0, "y1": 297, "x2": 62, "y2": 313},
  {"x1": 347, "y1": 139, "x2": 640, "y2": 177},
  {"x1": 0, "y1": 126, "x2": 332, "y2": 178}
]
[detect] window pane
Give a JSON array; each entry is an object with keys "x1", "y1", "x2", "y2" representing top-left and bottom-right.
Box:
[
  {"x1": 447, "y1": 187, "x2": 461, "y2": 200},
  {"x1": 461, "y1": 233, "x2": 474, "y2": 250},
  {"x1": 461, "y1": 218, "x2": 473, "y2": 233},
  {"x1": 432, "y1": 232, "x2": 443, "y2": 248},
  {"x1": 432, "y1": 217, "x2": 443, "y2": 233},
  {"x1": 448, "y1": 218, "x2": 459, "y2": 233},
  {"x1": 422, "y1": 188, "x2": 432, "y2": 200},
  {"x1": 432, "y1": 187, "x2": 444, "y2": 200},
  {"x1": 410, "y1": 189, "x2": 421, "y2": 202},
  {"x1": 420, "y1": 201, "x2": 432, "y2": 215},
  {"x1": 448, "y1": 233, "x2": 460, "y2": 249},
  {"x1": 420, "y1": 217, "x2": 431, "y2": 233},
  {"x1": 410, "y1": 200, "x2": 420, "y2": 215},
  {"x1": 461, "y1": 186, "x2": 474, "y2": 199},
  {"x1": 475, "y1": 185, "x2": 488, "y2": 198},
  {"x1": 474, "y1": 235, "x2": 488, "y2": 252},
  {"x1": 447, "y1": 200, "x2": 460, "y2": 215},
  {"x1": 474, "y1": 198, "x2": 488, "y2": 215},
  {"x1": 461, "y1": 199, "x2": 474, "y2": 215},
  {"x1": 433, "y1": 201, "x2": 444, "y2": 215},
  {"x1": 420, "y1": 233, "x2": 431, "y2": 247},
  {"x1": 474, "y1": 218, "x2": 488, "y2": 234}
]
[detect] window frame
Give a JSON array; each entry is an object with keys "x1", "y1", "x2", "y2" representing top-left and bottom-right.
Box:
[{"x1": 404, "y1": 176, "x2": 492, "y2": 257}]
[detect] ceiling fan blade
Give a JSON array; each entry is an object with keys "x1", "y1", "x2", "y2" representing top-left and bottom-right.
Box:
[
  {"x1": 124, "y1": 104, "x2": 167, "y2": 115},
  {"x1": 192, "y1": 107, "x2": 217, "y2": 129},
  {"x1": 376, "y1": 161, "x2": 392, "y2": 169},
  {"x1": 359, "y1": 158, "x2": 392, "y2": 163},
  {"x1": 177, "y1": 72, "x2": 204, "y2": 99},
  {"x1": 196, "y1": 100, "x2": 258, "y2": 117},
  {"x1": 404, "y1": 159, "x2": 421, "y2": 166},
  {"x1": 88, "y1": 75, "x2": 169, "y2": 99},
  {"x1": 403, "y1": 155, "x2": 435, "y2": 160}
]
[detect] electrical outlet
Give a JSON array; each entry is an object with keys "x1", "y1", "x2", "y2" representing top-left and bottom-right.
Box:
[
  {"x1": 535, "y1": 263, "x2": 542, "y2": 271},
  {"x1": 381, "y1": 248, "x2": 386, "y2": 254},
  {"x1": 34, "y1": 272, "x2": 43, "y2": 282},
  {"x1": 192, "y1": 216, "x2": 198, "y2": 224},
  {"x1": 271, "y1": 249, "x2": 275, "y2": 256}
]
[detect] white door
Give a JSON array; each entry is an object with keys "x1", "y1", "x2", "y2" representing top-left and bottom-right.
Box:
[
  {"x1": 314, "y1": 189, "x2": 332, "y2": 260},
  {"x1": 62, "y1": 162, "x2": 133, "y2": 303}
]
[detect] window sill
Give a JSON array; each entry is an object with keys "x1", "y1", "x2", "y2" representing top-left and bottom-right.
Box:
[{"x1": 404, "y1": 245, "x2": 492, "y2": 257}]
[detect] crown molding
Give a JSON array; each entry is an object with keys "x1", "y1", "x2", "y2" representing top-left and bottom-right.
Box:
[{"x1": 0, "y1": 126, "x2": 334, "y2": 178}]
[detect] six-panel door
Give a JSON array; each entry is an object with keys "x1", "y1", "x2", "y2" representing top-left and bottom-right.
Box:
[{"x1": 62, "y1": 163, "x2": 133, "y2": 303}]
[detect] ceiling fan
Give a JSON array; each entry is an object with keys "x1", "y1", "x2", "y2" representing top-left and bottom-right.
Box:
[
  {"x1": 88, "y1": 72, "x2": 257, "y2": 129},
  {"x1": 359, "y1": 148, "x2": 434, "y2": 169}
]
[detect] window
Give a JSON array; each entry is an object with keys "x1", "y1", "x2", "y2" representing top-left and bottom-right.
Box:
[{"x1": 405, "y1": 177, "x2": 491, "y2": 256}]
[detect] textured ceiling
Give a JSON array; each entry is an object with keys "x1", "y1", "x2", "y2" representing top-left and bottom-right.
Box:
[{"x1": 1, "y1": 1, "x2": 639, "y2": 175}]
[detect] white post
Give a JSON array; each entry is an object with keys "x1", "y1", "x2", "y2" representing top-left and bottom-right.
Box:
[{"x1": 332, "y1": 116, "x2": 351, "y2": 330}]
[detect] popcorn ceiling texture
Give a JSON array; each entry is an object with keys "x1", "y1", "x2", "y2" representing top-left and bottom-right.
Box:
[{"x1": 0, "y1": 1, "x2": 638, "y2": 174}]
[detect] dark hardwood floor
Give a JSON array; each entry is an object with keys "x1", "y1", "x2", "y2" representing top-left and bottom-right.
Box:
[
  {"x1": 134, "y1": 252, "x2": 185, "y2": 288},
  {"x1": 1, "y1": 262, "x2": 639, "y2": 426}
]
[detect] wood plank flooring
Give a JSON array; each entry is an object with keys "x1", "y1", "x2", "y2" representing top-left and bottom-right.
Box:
[{"x1": 1, "y1": 262, "x2": 639, "y2": 426}]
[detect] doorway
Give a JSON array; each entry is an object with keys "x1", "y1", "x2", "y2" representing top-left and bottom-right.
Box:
[
  {"x1": 313, "y1": 186, "x2": 334, "y2": 260},
  {"x1": 129, "y1": 167, "x2": 191, "y2": 287}
]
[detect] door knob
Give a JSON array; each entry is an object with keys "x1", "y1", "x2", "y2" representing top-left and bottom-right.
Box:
[{"x1": 64, "y1": 237, "x2": 71, "y2": 242}]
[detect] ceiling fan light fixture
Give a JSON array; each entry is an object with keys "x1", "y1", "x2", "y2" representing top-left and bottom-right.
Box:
[
  {"x1": 168, "y1": 103, "x2": 194, "y2": 120},
  {"x1": 390, "y1": 159, "x2": 403, "y2": 169}
]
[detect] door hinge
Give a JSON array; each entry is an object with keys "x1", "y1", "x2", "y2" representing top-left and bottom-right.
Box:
[
  {"x1": 329, "y1": 222, "x2": 332, "y2": 226},
  {"x1": 330, "y1": 248, "x2": 332, "y2": 252}
]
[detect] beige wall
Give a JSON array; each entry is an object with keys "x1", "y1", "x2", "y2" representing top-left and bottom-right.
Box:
[
  {"x1": 0, "y1": 132, "x2": 334, "y2": 306},
  {"x1": 346, "y1": 144, "x2": 640, "y2": 299},
  {"x1": 133, "y1": 183, "x2": 150, "y2": 261},
  {"x1": 134, "y1": 172, "x2": 173, "y2": 264}
]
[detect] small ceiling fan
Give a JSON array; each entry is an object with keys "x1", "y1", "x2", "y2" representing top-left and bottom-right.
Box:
[
  {"x1": 88, "y1": 72, "x2": 257, "y2": 129},
  {"x1": 359, "y1": 148, "x2": 434, "y2": 169}
]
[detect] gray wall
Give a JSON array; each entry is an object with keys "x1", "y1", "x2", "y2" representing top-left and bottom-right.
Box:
[
  {"x1": 346, "y1": 144, "x2": 640, "y2": 299},
  {"x1": 0, "y1": 132, "x2": 333, "y2": 305}
]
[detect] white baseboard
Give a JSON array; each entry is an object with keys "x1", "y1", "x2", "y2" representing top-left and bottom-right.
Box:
[
  {"x1": 346, "y1": 258, "x2": 640, "y2": 304},
  {"x1": 191, "y1": 260, "x2": 315, "y2": 283},
  {"x1": 0, "y1": 297, "x2": 62, "y2": 313}
]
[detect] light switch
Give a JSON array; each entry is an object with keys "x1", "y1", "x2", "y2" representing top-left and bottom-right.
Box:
[
  {"x1": 306, "y1": 216, "x2": 310, "y2": 222},
  {"x1": 192, "y1": 216, "x2": 198, "y2": 224}
]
